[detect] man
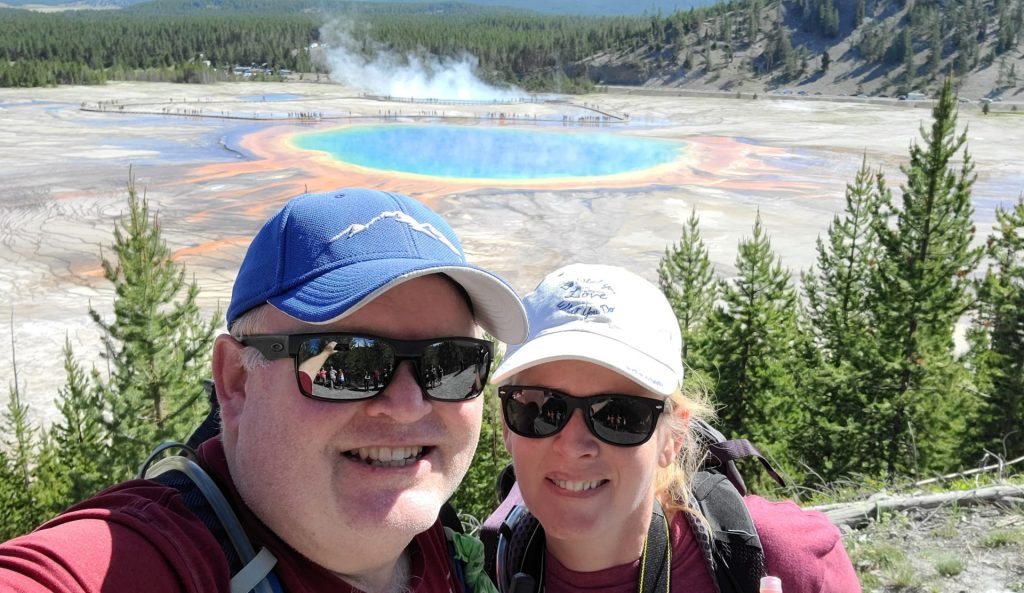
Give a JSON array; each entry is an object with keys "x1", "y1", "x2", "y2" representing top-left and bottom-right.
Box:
[{"x1": 0, "y1": 188, "x2": 528, "y2": 593}]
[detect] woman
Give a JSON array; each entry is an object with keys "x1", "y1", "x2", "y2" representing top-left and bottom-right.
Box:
[{"x1": 490, "y1": 263, "x2": 860, "y2": 593}]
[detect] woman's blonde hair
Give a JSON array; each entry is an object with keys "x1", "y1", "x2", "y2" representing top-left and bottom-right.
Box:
[{"x1": 655, "y1": 372, "x2": 715, "y2": 520}]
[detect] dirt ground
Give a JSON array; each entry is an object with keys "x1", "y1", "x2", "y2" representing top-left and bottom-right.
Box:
[
  {"x1": 0, "y1": 81, "x2": 1022, "y2": 427},
  {"x1": 846, "y1": 500, "x2": 1024, "y2": 592}
]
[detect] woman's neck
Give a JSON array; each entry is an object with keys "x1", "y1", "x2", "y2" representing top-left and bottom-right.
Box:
[{"x1": 545, "y1": 502, "x2": 654, "y2": 573}]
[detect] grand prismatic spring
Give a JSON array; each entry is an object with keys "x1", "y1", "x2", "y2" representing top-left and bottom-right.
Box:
[{"x1": 291, "y1": 125, "x2": 683, "y2": 180}]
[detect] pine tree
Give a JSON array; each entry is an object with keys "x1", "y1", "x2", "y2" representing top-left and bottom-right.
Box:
[
  {"x1": 805, "y1": 158, "x2": 889, "y2": 367},
  {"x1": 747, "y1": 0, "x2": 763, "y2": 42},
  {"x1": 0, "y1": 385, "x2": 42, "y2": 539},
  {"x1": 658, "y1": 208, "x2": 716, "y2": 363},
  {"x1": 970, "y1": 198, "x2": 1024, "y2": 461},
  {"x1": 88, "y1": 172, "x2": 219, "y2": 478},
  {"x1": 820, "y1": 0, "x2": 840, "y2": 37},
  {"x1": 38, "y1": 339, "x2": 113, "y2": 508},
  {"x1": 769, "y1": 25, "x2": 797, "y2": 76},
  {"x1": 902, "y1": 27, "x2": 916, "y2": 89},
  {"x1": 801, "y1": 157, "x2": 891, "y2": 478},
  {"x1": 699, "y1": 214, "x2": 807, "y2": 470},
  {"x1": 869, "y1": 78, "x2": 984, "y2": 477},
  {"x1": 928, "y1": 19, "x2": 943, "y2": 78}
]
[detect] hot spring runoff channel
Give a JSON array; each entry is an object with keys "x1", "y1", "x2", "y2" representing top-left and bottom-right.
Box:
[{"x1": 292, "y1": 125, "x2": 682, "y2": 179}]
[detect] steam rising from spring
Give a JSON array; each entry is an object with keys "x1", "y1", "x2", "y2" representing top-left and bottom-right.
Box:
[{"x1": 318, "y1": 20, "x2": 527, "y2": 101}]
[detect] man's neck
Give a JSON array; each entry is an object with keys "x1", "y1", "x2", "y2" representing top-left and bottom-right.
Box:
[{"x1": 337, "y1": 547, "x2": 411, "y2": 593}]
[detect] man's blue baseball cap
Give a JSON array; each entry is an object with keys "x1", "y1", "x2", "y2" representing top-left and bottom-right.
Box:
[{"x1": 226, "y1": 188, "x2": 528, "y2": 344}]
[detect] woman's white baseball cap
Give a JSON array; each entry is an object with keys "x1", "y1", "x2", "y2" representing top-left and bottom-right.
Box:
[{"x1": 490, "y1": 263, "x2": 684, "y2": 396}]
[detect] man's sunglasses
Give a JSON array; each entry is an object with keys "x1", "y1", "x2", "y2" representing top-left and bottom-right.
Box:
[
  {"x1": 241, "y1": 333, "x2": 493, "y2": 402},
  {"x1": 497, "y1": 385, "x2": 668, "y2": 447}
]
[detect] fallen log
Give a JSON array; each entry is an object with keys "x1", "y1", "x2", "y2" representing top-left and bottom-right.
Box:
[
  {"x1": 810, "y1": 484, "x2": 1024, "y2": 528},
  {"x1": 913, "y1": 455, "x2": 1024, "y2": 487}
]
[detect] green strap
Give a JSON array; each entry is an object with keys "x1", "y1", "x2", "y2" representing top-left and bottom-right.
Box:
[{"x1": 447, "y1": 528, "x2": 499, "y2": 593}]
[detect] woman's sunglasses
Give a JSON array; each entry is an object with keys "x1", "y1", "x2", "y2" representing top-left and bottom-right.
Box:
[
  {"x1": 241, "y1": 333, "x2": 493, "y2": 402},
  {"x1": 497, "y1": 385, "x2": 668, "y2": 447}
]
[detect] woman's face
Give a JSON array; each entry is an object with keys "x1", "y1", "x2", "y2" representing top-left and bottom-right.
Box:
[{"x1": 502, "y1": 360, "x2": 681, "y2": 565}]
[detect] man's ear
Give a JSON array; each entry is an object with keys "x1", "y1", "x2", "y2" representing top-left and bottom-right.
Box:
[{"x1": 213, "y1": 334, "x2": 248, "y2": 435}]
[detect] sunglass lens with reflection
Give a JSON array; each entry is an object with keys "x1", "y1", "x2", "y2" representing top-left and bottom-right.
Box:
[{"x1": 297, "y1": 336, "x2": 489, "y2": 401}]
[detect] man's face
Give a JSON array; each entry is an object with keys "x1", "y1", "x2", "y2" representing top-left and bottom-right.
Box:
[{"x1": 215, "y1": 274, "x2": 482, "y2": 574}]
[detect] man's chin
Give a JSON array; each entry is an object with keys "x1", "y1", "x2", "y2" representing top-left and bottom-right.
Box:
[{"x1": 345, "y1": 488, "x2": 449, "y2": 532}]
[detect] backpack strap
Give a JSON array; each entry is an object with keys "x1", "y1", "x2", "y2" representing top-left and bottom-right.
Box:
[
  {"x1": 495, "y1": 504, "x2": 545, "y2": 593},
  {"x1": 492, "y1": 498, "x2": 671, "y2": 593},
  {"x1": 142, "y1": 443, "x2": 474, "y2": 593},
  {"x1": 482, "y1": 479, "x2": 525, "y2": 581},
  {"x1": 185, "y1": 379, "x2": 222, "y2": 450},
  {"x1": 638, "y1": 500, "x2": 670, "y2": 593},
  {"x1": 140, "y1": 445, "x2": 283, "y2": 593},
  {"x1": 688, "y1": 471, "x2": 765, "y2": 593},
  {"x1": 692, "y1": 419, "x2": 785, "y2": 495},
  {"x1": 705, "y1": 439, "x2": 786, "y2": 494}
]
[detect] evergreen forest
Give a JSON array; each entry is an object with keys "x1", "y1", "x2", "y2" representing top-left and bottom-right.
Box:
[
  {"x1": 658, "y1": 79, "x2": 1023, "y2": 490},
  {"x1": 0, "y1": 0, "x2": 1021, "y2": 95}
]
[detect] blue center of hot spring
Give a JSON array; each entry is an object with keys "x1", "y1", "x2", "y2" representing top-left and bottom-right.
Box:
[{"x1": 293, "y1": 125, "x2": 681, "y2": 179}]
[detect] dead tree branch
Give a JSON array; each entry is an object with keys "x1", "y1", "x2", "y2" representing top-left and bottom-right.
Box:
[{"x1": 811, "y1": 484, "x2": 1024, "y2": 528}]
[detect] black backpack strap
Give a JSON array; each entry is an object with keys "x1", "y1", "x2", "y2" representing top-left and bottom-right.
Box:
[
  {"x1": 186, "y1": 379, "x2": 221, "y2": 450},
  {"x1": 439, "y1": 502, "x2": 464, "y2": 534},
  {"x1": 638, "y1": 500, "x2": 670, "y2": 593},
  {"x1": 153, "y1": 467, "x2": 246, "y2": 573},
  {"x1": 493, "y1": 497, "x2": 671, "y2": 593},
  {"x1": 693, "y1": 419, "x2": 785, "y2": 495},
  {"x1": 497, "y1": 504, "x2": 545, "y2": 593},
  {"x1": 689, "y1": 471, "x2": 765, "y2": 593},
  {"x1": 483, "y1": 465, "x2": 526, "y2": 582},
  {"x1": 705, "y1": 439, "x2": 786, "y2": 493},
  {"x1": 141, "y1": 447, "x2": 283, "y2": 593}
]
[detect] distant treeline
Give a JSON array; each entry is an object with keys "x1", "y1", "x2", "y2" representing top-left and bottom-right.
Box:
[
  {"x1": 0, "y1": 0, "x2": 764, "y2": 89},
  {"x1": 0, "y1": 2, "x2": 658, "y2": 88},
  {"x1": 0, "y1": 10, "x2": 319, "y2": 86},
  {"x1": 1, "y1": 0, "x2": 1021, "y2": 89}
]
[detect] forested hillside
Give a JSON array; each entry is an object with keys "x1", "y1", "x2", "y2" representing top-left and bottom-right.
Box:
[
  {"x1": 1, "y1": 0, "x2": 1021, "y2": 97},
  {"x1": 581, "y1": 0, "x2": 1024, "y2": 98},
  {"x1": 0, "y1": 0, "x2": 714, "y2": 15}
]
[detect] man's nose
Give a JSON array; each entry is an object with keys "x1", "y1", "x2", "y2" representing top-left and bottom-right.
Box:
[{"x1": 362, "y1": 360, "x2": 432, "y2": 422}]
